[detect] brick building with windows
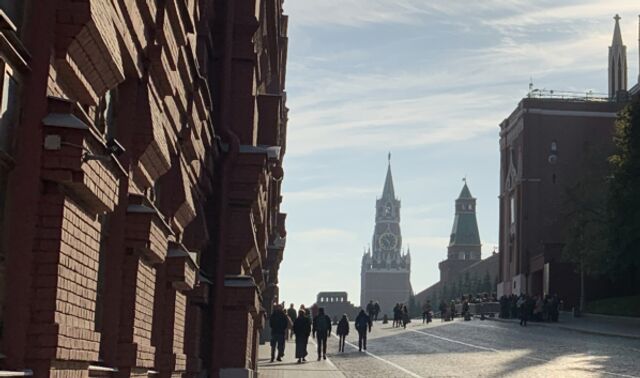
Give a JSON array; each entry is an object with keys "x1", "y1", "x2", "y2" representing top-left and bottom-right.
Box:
[
  {"x1": 496, "y1": 15, "x2": 639, "y2": 306},
  {"x1": 0, "y1": 1, "x2": 289, "y2": 377}
]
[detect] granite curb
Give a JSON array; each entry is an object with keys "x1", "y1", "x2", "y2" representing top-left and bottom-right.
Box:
[{"x1": 485, "y1": 315, "x2": 640, "y2": 340}]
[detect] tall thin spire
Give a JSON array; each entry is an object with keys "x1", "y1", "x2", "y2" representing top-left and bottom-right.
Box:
[
  {"x1": 382, "y1": 154, "x2": 395, "y2": 199},
  {"x1": 609, "y1": 14, "x2": 628, "y2": 98},
  {"x1": 613, "y1": 14, "x2": 623, "y2": 45}
]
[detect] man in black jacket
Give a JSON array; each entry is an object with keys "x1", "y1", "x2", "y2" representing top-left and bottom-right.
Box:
[
  {"x1": 355, "y1": 309, "x2": 372, "y2": 351},
  {"x1": 269, "y1": 305, "x2": 288, "y2": 362},
  {"x1": 312, "y1": 307, "x2": 332, "y2": 360}
]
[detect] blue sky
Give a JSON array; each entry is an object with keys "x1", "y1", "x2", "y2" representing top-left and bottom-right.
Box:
[{"x1": 278, "y1": 0, "x2": 640, "y2": 308}]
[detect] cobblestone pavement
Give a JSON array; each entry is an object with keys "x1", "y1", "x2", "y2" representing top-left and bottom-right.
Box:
[{"x1": 259, "y1": 318, "x2": 640, "y2": 377}]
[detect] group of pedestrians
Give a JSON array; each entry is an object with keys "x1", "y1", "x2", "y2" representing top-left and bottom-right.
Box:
[
  {"x1": 499, "y1": 294, "x2": 561, "y2": 326},
  {"x1": 438, "y1": 299, "x2": 458, "y2": 321},
  {"x1": 269, "y1": 303, "x2": 376, "y2": 364},
  {"x1": 270, "y1": 303, "x2": 333, "y2": 363},
  {"x1": 365, "y1": 300, "x2": 381, "y2": 321},
  {"x1": 391, "y1": 303, "x2": 411, "y2": 328}
]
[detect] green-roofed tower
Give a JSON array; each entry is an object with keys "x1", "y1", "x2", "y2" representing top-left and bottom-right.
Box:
[
  {"x1": 449, "y1": 181, "x2": 481, "y2": 252},
  {"x1": 438, "y1": 180, "x2": 482, "y2": 283}
]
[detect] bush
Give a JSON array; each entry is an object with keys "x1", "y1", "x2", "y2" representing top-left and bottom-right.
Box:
[{"x1": 586, "y1": 296, "x2": 640, "y2": 317}]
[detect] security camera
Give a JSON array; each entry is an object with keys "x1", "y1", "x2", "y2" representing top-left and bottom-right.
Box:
[{"x1": 106, "y1": 138, "x2": 126, "y2": 157}]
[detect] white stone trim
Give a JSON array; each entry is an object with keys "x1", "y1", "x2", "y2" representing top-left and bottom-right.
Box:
[{"x1": 525, "y1": 108, "x2": 618, "y2": 118}]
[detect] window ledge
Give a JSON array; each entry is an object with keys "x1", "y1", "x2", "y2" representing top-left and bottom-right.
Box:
[
  {"x1": 88, "y1": 365, "x2": 118, "y2": 373},
  {"x1": 0, "y1": 370, "x2": 34, "y2": 377}
]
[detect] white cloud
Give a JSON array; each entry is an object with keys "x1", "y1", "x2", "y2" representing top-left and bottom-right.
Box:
[
  {"x1": 277, "y1": 0, "x2": 640, "y2": 307},
  {"x1": 286, "y1": 0, "x2": 431, "y2": 28},
  {"x1": 286, "y1": 0, "x2": 538, "y2": 28},
  {"x1": 485, "y1": 1, "x2": 640, "y2": 31},
  {"x1": 404, "y1": 236, "x2": 450, "y2": 251},
  {"x1": 285, "y1": 2, "x2": 640, "y2": 157},
  {"x1": 284, "y1": 186, "x2": 378, "y2": 202},
  {"x1": 292, "y1": 228, "x2": 359, "y2": 243}
]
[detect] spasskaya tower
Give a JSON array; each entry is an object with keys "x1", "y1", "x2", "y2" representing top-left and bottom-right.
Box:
[{"x1": 360, "y1": 155, "x2": 412, "y2": 314}]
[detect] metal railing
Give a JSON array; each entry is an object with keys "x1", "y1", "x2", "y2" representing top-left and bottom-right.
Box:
[{"x1": 527, "y1": 88, "x2": 611, "y2": 102}]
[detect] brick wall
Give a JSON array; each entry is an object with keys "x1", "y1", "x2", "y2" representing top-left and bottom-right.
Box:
[
  {"x1": 28, "y1": 191, "x2": 102, "y2": 365},
  {"x1": 0, "y1": 0, "x2": 290, "y2": 376}
]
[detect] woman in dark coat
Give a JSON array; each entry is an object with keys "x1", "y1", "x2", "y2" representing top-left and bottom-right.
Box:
[
  {"x1": 401, "y1": 305, "x2": 410, "y2": 328},
  {"x1": 336, "y1": 314, "x2": 349, "y2": 352},
  {"x1": 293, "y1": 309, "x2": 311, "y2": 363}
]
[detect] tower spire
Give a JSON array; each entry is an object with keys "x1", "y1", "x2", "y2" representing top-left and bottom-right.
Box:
[
  {"x1": 382, "y1": 154, "x2": 395, "y2": 199},
  {"x1": 609, "y1": 14, "x2": 628, "y2": 98}
]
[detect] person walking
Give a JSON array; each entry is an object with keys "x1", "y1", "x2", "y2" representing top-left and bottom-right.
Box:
[
  {"x1": 422, "y1": 301, "x2": 432, "y2": 324},
  {"x1": 518, "y1": 294, "x2": 529, "y2": 326},
  {"x1": 426, "y1": 300, "x2": 433, "y2": 323},
  {"x1": 393, "y1": 303, "x2": 401, "y2": 328},
  {"x1": 533, "y1": 296, "x2": 543, "y2": 321},
  {"x1": 366, "y1": 300, "x2": 375, "y2": 318},
  {"x1": 312, "y1": 307, "x2": 332, "y2": 360},
  {"x1": 336, "y1": 314, "x2": 349, "y2": 353},
  {"x1": 355, "y1": 309, "x2": 372, "y2": 352},
  {"x1": 287, "y1": 303, "x2": 297, "y2": 340},
  {"x1": 373, "y1": 301, "x2": 380, "y2": 321},
  {"x1": 439, "y1": 300, "x2": 447, "y2": 322},
  {"x1": 293, "y1": 309, "x2": 311, "y2": 363},
  {"x1": 401, "y1": 305, "x2": 410, "y2": 329},
  {"x1": 462, "y1": 298, "x2": 471, "y2": 321},
  {"x1": 269, "y1": 304, "x2": 288, "y2": 362}
]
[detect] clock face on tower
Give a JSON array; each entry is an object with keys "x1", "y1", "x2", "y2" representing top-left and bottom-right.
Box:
[{"x1": 379, "y1": 232, "x2": 397, "y2": 250}]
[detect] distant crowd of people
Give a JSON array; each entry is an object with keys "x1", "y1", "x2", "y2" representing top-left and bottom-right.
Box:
[
  {"x1": 391, "y1": 302, "x2": 411, "y2": 328},
  {"x1": 365, "y1": 300, "x2": 381, "y2": 321},
  {"x1": 499, "y1": 294, "x2": 561, "y2": 326},
  {"x1": 269, "y1": 294, "x2": 564, "y2": 364},
  {"x1": 268, "y1": 302, "x2": 374, "y2": 364},
  {"x1": 435, "y1": 293, "x2": 497, "y2": 322}
]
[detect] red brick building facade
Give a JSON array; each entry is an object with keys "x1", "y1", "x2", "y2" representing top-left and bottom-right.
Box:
[
  {"x1": 497, "y1": 15, "x2": 639, "y2": 307},
  {"x1": 0, "y1": 1, "x2": 288, "y2": 377},
  {"x1": 496, "y1": 97, "x2": 623, "y2": 305}
]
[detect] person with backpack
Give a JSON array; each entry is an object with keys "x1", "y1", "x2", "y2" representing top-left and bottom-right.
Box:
[
  {"x1": 336, "y1": 314, "x2": 350, "y2": 353},
  {"x1": 312, "y1": 307, "x2": 332, "y2": 360},
  {"x1": 355, "y1": 309, "x2": 372, "y2": 352},
  {"x1": 293, "y1": 309, "x2": 311, "y2": 363},
  {"x1": 269, "y1": 304, "x2": 288, "y2": 362}
]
